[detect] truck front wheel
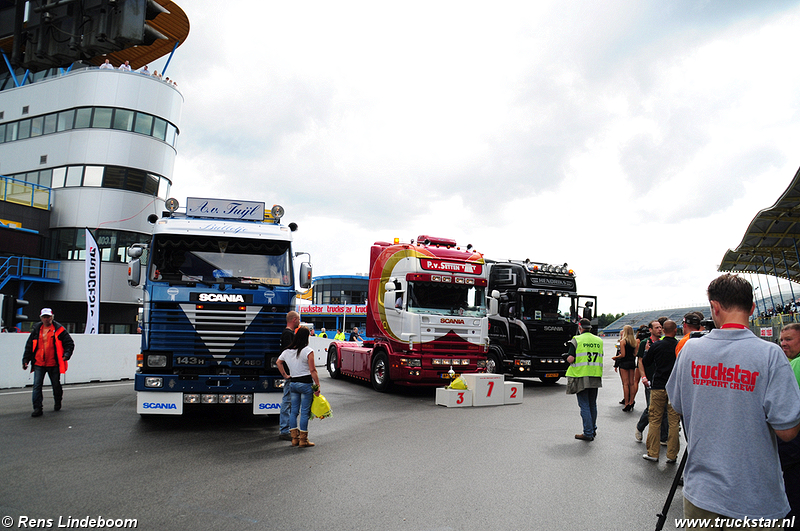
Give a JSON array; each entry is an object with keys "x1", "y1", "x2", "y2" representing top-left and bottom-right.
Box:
[
  {"x1": 327, "y1": 345, "x2": 341, "y2": 379},
  {"x1": 371, "y1": 352, "x2": 391, "y2": 392},
  {"x1": 486, "y1": 349, "x2": 504, "y2": 375}
]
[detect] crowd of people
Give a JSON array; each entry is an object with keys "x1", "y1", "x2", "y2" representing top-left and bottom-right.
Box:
[
  {"x1": 98, "y1": 58, "x2": 178, "y2": 87},
  {"x1": 569, "y1": 274, "x2": 800, "y2": 529}
]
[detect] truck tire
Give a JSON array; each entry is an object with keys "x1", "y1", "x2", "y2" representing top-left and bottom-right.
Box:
[
  {"x1": 539, "y1": 376, "x2": 560, "y2": 385},
  {"x1": 371, "y1": 351, "x2": 391, "y2": 392},
  {"x1": 327, "y1": 345, "x2": 341, "y2": 379},
  {"x1": 486, "y1": 348, "x2": 504, "y2": 375}
]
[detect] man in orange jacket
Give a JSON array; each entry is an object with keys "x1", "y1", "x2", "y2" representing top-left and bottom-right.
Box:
[{"x1": 22, "y1": 308, "x2": 74, "y2": 417}]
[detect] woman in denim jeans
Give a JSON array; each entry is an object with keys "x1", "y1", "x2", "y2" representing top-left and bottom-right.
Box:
[{"x1": 276, "y1": 327, "x2": 320, "y2": 447}]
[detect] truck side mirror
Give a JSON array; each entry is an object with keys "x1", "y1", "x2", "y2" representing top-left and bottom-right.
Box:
[
  {"x1": 488, "y1": 297, "x2": 498, "y2": 316},
  {"x1": 299, "y1": 262, "x2": 312, "y2": 289},
  {"x1": 128, "y1": 246, "x2": 143, "y2": 259},
  {"x1": 128, "y1": 258, "x2": 141, "y2": 287}
]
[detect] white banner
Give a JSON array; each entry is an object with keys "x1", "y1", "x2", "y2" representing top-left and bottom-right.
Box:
[{"x1": 84, "y1": 229, "x2": 100, "y2": 334}]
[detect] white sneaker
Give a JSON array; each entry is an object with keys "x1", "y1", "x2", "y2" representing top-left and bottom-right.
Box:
[
  {"x1": 643, "y1": 454, "x2": 658, "y2": 462},
  {"x1": 635, "y1": 430, "x2": 643, "y2": 442}
]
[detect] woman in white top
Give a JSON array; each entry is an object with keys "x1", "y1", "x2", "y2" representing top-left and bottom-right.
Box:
[{"x1": 276, "y1": 327, "x2": 320, "y2": 447}]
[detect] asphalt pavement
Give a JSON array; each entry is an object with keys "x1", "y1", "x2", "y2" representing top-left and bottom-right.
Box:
[{"x1": 0, "y1": 337, "x2": 685, "y2": 531}]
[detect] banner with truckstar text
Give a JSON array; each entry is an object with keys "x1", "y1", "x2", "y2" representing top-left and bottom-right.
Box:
[{"x1": 84, "y1": 228, "x2": 100, "y2": 334}]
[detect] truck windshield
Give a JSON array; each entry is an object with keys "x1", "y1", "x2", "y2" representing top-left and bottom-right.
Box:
[
  {"x1": 406, "y1": 282, "x2": 485, "y2": 316},
  {"x1": 519, "y1": 293, "x2": 573, "y2": 321},
  {"x1": 150, "y1": 235, "x2": 292, "y2": 286}
]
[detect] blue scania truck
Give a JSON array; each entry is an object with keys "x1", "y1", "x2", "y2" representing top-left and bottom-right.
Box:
[{"x1": 127, "y1": 197, "x2": 311, "y2": 416}]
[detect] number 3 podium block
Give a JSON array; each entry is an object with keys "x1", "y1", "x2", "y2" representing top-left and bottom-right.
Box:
[
  {"x1": 435, "y1": 388, "x2": 473, "y2": 407},
  {"x1": 461, "y1": 373, "x2": 504, "y2": 406}
]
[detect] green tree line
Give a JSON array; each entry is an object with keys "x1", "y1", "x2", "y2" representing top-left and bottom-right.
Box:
[{"x1": 597, "y1": 313, "x2": 625, "y2": 329}]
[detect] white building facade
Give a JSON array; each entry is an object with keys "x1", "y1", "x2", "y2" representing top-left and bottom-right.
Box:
[{"x1": 0, "y1": 66, "x2": 182, "y2": 332}]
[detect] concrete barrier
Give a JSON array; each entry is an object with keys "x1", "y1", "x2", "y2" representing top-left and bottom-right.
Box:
[
  {"x1": 0, "y1": 333, "x2": 140, "y2": 389},
  {"x1": 1, "y1": 334, "x2": 333, "y2": 389}
]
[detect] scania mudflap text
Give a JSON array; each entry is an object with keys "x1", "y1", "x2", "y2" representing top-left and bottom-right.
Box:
[
  {"x1": 127, "y1": 197, "x2": 312, "y2": 416},
  {"x1": 326, "y1": 236, "x2": 490, "y2": 392},
  {"x1": 485, "y1": 259, "x2": 597, "y2": 384}
]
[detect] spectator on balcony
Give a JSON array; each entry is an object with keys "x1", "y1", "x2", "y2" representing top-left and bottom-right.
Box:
[
  {"x1": 118, "y1": 60, "x2": 131, "y2": 72},
  {"x1": 99, "y1": 59, "x2": 113, "y2": 70}
]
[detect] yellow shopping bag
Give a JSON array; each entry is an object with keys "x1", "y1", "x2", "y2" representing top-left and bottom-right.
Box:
[
  {"x1": 447, "y1": 376, "x2": 468, "y2": 390},
  {"x1": 311, "y1": 393, "x2": 332, "y2": 419}
]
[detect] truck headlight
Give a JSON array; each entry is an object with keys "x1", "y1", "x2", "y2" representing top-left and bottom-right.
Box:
[
  {"x1": 144, "y1": 377, "x2": 163, "y2": 388},
  {"x1": 148, "y1": 354, "x2": 167, "y2": 368}
]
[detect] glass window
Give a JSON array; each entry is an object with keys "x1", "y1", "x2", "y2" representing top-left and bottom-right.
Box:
[
  {"x1": 112, "y1": 109, "x2": 134, "y2": 131},
  {"x1": 39, "y1": 168, "x2": 52, "y2": 188},
  {"x1": 65, "y1": 166, "x2": 83, "y2": 187},
  {"x1": 74, "y1": 108, "x2": 92, "y2": 129},
  {"x1": 92, "y1": 108, "x2": 113, "y2": 129},
  {"x1": 43, "y1": 113, "x2": 57, "y2": 134},
  {"x1": 6, "y1": 122, "x2": 16, "y2": 141},
  {"x1": 125, "y1": 168, "x2": 145, "y2": 192},
  {"x1": 75, "y1": 229, "x2": 86, "y2": 260},
  {"x1": 0, "y1": 123, "x2": 5, "y2": 144},
  {"x1": 51, "y1": 228, "x2": 77, "y2": 260},
  {"x1": 165, "y1": 124, "x2": 176, "y2": 146},
  {"x1": 83, "y1": 166, "x2": 104, "y2": 187},
  {"x1": 57, "y1": 109, "x2": 74, "y2": 131},
  {"x1": 25, "y1": 172, "x2": 38, "y2": 184},
  {"x1": 103, "y1": 167, "x2": 125, "y2": 189},
  {"x1": 133, "y1": 113, "x2": 153, "y2": 135},
  {"x1": 152, "y1": 118, "x2": 167, "y2": 141},
  {"x1": 51, "y1": 167, "x2": 66, "y2": 188},
  {"x1": 144, "y1": 173, "x2": 159, "y2": 196},
  {"x1": 17, "y1": 119, "x2": 31, "y2": 139},
  {"x1": 30, "y1": 116, "x2": 43, "y2": 137}
]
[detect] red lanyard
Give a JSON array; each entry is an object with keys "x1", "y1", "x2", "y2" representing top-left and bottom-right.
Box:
[{"x1": 720, "y1": 323, "x2": 747, "y2": 329}]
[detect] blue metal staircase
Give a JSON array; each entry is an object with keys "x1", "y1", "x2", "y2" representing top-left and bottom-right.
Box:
[{"x1": 0, "y1": 256, "x2": 60, "y2": 292}]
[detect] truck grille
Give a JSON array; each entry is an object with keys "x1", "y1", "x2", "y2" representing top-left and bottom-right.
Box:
[{"x1": 148, "y1": 303, "x2": 283, "y2": 358}]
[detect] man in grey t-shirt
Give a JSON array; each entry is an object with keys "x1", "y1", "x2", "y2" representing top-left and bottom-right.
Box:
[{"x1": 667, "y1": 274, "x2": 800, "y2": 524}]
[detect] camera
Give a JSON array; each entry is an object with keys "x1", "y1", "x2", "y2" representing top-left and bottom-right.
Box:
[
  {"x1": 690, "y1": 319, "x2": 716, "y2": 338},
  {"x1": 636, "y1": 326, "x2": 649, "y2": 340}
]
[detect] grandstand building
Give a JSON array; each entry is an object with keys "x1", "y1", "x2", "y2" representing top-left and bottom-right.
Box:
[{"x1": 0, "y1": 1, "x2": 189, "y2": 333}]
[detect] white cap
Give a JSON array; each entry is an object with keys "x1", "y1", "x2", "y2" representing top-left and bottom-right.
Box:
[{"x1": 40, "y1": 308, "x2": 53, "y2": 316}]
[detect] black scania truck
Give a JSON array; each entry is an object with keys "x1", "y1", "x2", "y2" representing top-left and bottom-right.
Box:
[{"x1": 485, "y1": 260, "x2": 597, "y2": 384}]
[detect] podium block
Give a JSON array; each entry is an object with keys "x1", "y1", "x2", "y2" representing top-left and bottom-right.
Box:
[
  {"x1": 436, "y1": 387, "x2": 472, "y2": 407},
  {"x1": 504, "y1": 381, "x2": 523, "y2": 404},
  {"x1": 461, "y1": 373, "x2": 504, "y2": 406}
]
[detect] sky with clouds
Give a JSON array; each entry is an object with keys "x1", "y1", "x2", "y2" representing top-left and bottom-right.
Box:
[{"x1": 148, "y1": 0, "x2": 800, "y2": 315}]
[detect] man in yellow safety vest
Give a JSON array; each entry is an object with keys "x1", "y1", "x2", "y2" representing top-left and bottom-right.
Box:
[{"x1": 566, "y1": 318, "x2": 604, "y2": 441}]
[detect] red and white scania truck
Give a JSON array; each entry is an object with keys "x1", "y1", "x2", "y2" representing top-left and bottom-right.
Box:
[{"x1": 326, "y1": 236, "x2": 490, "y2": 391}]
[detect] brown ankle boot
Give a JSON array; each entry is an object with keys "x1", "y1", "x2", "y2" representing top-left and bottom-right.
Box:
[
  {"x1": 298, "y1": 430, "x2": 315, "y2": 448},
  {"x1": 290, "y1": 428, "x2": 300, "y2": 447}
]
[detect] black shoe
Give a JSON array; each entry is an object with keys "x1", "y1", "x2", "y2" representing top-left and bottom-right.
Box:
[
  {"x1": 54, "y1": 401, "x2": 61, "y2": 411},
  {"x1": 31, "y1": 409, "x2": 43, "y2": 417},
  {"x1": 279, "y1": 432, "x2": 293, "y2": 441},
  {"x1": 619, "y1": 399, "x2": 625, "y2": 404}
]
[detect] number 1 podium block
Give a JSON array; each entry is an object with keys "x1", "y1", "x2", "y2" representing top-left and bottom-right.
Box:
[
  {"x1": 504, "y1": 381, "x2": 523, "y2": 404},
  {"x1": 435, "y1": 387, "x2": 473, "y2": 407},
  {"x1": 461, "y1": 373, "x2": 504, "y2": 406}
]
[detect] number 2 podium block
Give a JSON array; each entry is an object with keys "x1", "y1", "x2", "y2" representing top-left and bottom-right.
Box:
[
  {"x1": 461, "y1": 373, "x2": 504, "y2": 407},
  {"x1": 504, "y1": 381, "x2": 523, "y2": 404},
  {"x1": 435, "y1": 387, "x2": 473, "y2": 407}
]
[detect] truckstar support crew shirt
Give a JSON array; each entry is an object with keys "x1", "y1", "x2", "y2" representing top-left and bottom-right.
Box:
[{"x1": 666, "y1": 328, "x2": 800, "y2": 520}]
